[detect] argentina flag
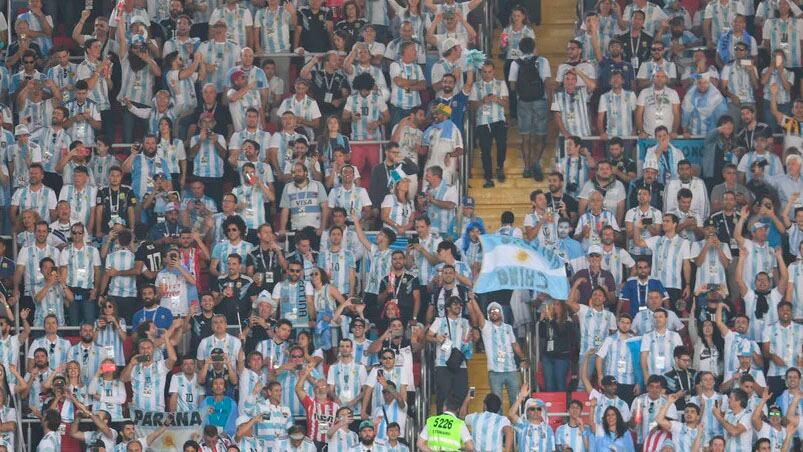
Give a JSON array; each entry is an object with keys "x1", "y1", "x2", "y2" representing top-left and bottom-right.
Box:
[{"x1": 474, "y1": 234, "x2": 569, "y2": 299}]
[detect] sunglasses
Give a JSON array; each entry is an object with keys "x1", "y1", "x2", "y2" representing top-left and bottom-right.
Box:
[
  {"x1": 71, "y1": 230, "x2": 84, "y2": 235},
  {"x1": 381, "y1": 355, "x2": 394, "y2": 360},
  {"x1": 288, "y1": 269, "x2": 301, "y2": 273},
  {"x1": 290, "y1": 354, "x2": 304, "y2": 358}
]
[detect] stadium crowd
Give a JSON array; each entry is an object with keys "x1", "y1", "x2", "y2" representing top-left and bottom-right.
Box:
[{"x1": 0, "y1": 0, "x2": 801, "y2": 451}]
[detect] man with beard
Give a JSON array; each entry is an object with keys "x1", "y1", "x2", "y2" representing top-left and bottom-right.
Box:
[
  {"x1": 94, "y1": 166, "x2": 137, "y2": 238},
  {"x1": 132, "y1": 284, "x2": 174, "y2": 332},
  {"x1": 122, "y1": 134, "x2": 171, "y2": 201},
  {"x1": 271, "y1": 258, "x2": 314, "y2": 330},
  {"x1": 12, "y1": 220, "x2": 60, "y2": 316},
  {"x1": 214, "y1": 254, "x2": 257, "y2": 327},
  {"x1": 122, "y1": 333, "x2": 178, "y2": 412},
  {"x1": 597, "y1": 38, "x2": 635, "y2": 94},
  {"x1": 113, "y1": 420, "x2": 169, "y2": 452},
  {"x1": 327, "y1": 338, "x2": 369, "y2": 421},
  {"x1": 278, "y1": 162, "x2": 329, "y2": 236},
  {"x1": 296, "y1": 366, "x2": 339, "y2": 448},
  {"x1": 278, "y1": 78, "x2": 322, "y2": 139},
  {"x1": 169, "y1": 356, "x2": 204, "y2": 412},
  {"x1": 24, "y1": 348, "x2": 51, "y2": 416},
  {"x1": 246, "y1": 223, "x2": 287, "y2": 293},
  {"x1": 665, "y1": 160, "x2": 710, "y2": 221},
  {"x1": 378, "y1": 250, "x2": 421, "y2": 326},
  {"x1": 317, "y1": 225, "x2": 357, "y2": 297},
  {"x1": 32, "y1": 107, "x2": 71, "y2": 194},
  {"x1": 67, "y1": 322, "x2": 105, "y2": 385},
  {"x1": 160, "y1": 1, "x2": 188, "y2": 42},
  {"x1": 188, "y1": 294, "x2": 217, "y2": 353},
  {"x1": 344, "y1": 73, "x2": 390, "y2": 184},
  {"x1": 657, "y1": 393, "x2": 702, "y2": 451},
  {"x1": 544, "y1": 172, "x2": 579, "y2": 225},
  {"x1": 26, "y1": 314, "x2": 68, "y2": 370},
  {"x1": 301, "y1": 53, "x2": 349, "y2": 119},
  {"x1": 433, "y1": 71, "x2": 472, "y2": 140},
  {"x1": 351, "y1": 420, "x2": 388, "y2": 451},
  {"x1": 115, "y1": 19, "x2": 161, "y2": 144},
  {"x1": 594, "y1": 315, "x2": 639, "y2": 405},
  {"x1": 468, "y1": 294, "x2": 527, "y2": 404},
  {"x1": 579, "y1": 161, "x2": 627, "y2": 224}
]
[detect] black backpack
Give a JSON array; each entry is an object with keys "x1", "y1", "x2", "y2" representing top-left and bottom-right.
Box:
[{"x1": 516, "y1": 56, "x2": 545, "y2": 101}]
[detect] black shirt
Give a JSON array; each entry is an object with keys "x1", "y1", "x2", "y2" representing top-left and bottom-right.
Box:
[
  {"x1": 616, "y1": 31, "x2": 652, "y2": 70},
  {"x1": 334, "y1": 19, "x2": 366, "y2": 45},
  {"x1": 710, "y1": 210, "x2": 742, "y2": 256},
  {"x1": 310, "y1": 70, "x2": 349, "y2": 116},
  {"x1": 135, "y1": 241, "x2": 162, "y2": 284},
  {"x1": 610, "y1": 156, "x2": 637, "y2": 185},
  {"x1": 243, "y1": 316, "x2": 277, "y2": 354},
  {"x1": 626, "y1": 178, "x2": 665, "y2": 210},
  {"x1": 545, "y1": 192, "x2": 579, "y2": 218},
  {"x1": 190, "y1": 312, "x2": 215, "y2": 351},
  {"x1": 429, "y1": 284, "x2": 469, "y2": 319},
  {"x1": 189, "y1": 100, "x2": 232, "y2": 136},
  {"x1": 214, "y1": 274, "x2": 257, "y2": 326},
  {"x1": 96, "y1": 185, "x2": 138, "y2": 234},
  {"x1": 246, "y1": 247, "x2": 285, "y2": 293},
  {"x1": 736, "y1": 122, "x2": 770, "y2": 153},
  {"x1": 378, "y1": 272, "x2": 421, "y2": 327},
  {"x1": 297, "y1": 7, "x2": 333, "y2": 53}
]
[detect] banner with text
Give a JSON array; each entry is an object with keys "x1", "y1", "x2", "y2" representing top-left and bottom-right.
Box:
[
  {"x1": 474, "y1": 235, "x2": 569, "y2": 299},
  {"x1": 132, "y1": 409, "x2": 204, "y2": 451}
]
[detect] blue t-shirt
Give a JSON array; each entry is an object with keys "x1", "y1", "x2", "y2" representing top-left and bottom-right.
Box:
[
  {"x1": 131, "y1": 307, "x2": 174, "y2": 331},
  {"x1": 200, "y1": 396, "x2": 239, "y2": 437},
  {"x1": 620, "y1": 278, "x2": 669, "y2": 317},
  {"x1": 431, "y1": 92, "x2": 469, "y2": 136}
]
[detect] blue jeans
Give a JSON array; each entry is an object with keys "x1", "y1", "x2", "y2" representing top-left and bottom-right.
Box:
[
  {"x1": 542, "y1": 355, "x2": 571, "y2": 392},
  {"x1": 68, "y1": 287, "x2": 97, "y2": 326},
  {"x1": 488, "y1": 371, "x2": 520, "y2": 410}
]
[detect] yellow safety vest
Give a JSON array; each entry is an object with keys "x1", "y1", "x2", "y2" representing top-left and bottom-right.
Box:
[{"x1": 425, "y1": 413, "x2": 464, "y2": 451}]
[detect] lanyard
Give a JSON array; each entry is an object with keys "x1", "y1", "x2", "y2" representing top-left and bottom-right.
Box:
[
  {"x1": 323, "y1": 72, "x2": 336, "y2": 92},
  {"x1": 631, "y1": 34, "x2": 641, "y2": 57},
  {"x1": 259, "y1": 249, "x2": 274, "y2": 271},
  {"x1": 109, "y1": 187, "x2": 122, "y2": 214},
  {"x1": 164, "y1": 222, "x2": 177, "y2": 237}
]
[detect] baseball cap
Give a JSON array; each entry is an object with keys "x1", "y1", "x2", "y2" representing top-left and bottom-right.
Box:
[
  {"x1": 14, "y1": 124, "x2": 30, "y2": 136},
  {"x1": 230, "y1": 69, "x2": 246, "y2": 85},
  {"x1": 601, "y1": 375, "x2": 618, "y2": 386},
  {"x1": 703, "y1": 218, "x2": 716, "y2": 228},
  {"x1": 587, "y1": 245, "x2": 603, "y2": 256},
  {"x1": 751, "y1": 222, "x2": 769, "y2": 232},
  {"x1": 256, "y1": 290, "x2": 272, "y2": 305},
  {"x1": 440, "y1": 37, "x2": 460, "y2": 55},
  {"x1": 359, "y1": 420, "x2": 374, "y2": 430},
  {"x1": 463, "y1": 196, "x2": 476, "y2": 207},
  {"x1": 523, "y1": 398, "x2": 547, "y2": 411}
]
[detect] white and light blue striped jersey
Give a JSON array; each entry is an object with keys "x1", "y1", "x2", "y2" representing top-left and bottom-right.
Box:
[
  {"x1": 209, "y1": 5, "x2": 253, "y2": 47},
  {"x1": 762, "y1": 322, "x2": 803, "y2": 376},
  {"x1": 0, "y1": 335, "x2": 20, "y2": 372},
  {"x1": 555, "y1": 155, "x2": 591, "y2": 197},
  {"x1": 327, "y1": 428, "x2": 359, "y2": 451},
  {"x1": 721, "y1": 62, "x2": 757, "y2": 103},
  {"x1": 426, "y1": 181, "x2": 458, "y2": 234},
  {"x1": 632, "y1": 307, "x2": 684, "y2": 335},
  {"x1": 704, "y1": 0, "x2": 745, "y2": 44},
  {"x1": 67, "y1": 343, "x2": 104, "y2": 385},
  {"x1": 168, "y1": 372, "x2": 205, "y2": 411},
  {"x1": 550, "y1": 87, "x2": 592, "y2": 137},
  {"x1": 272, "y1": 280, "x2": 314, "y2": 330},
  {"x1": 197, "y1": 334, "x2": 242, "y2": 369},
  {"x1": 640, "y1": 329, "x2": 683, "y2": 375},
  {"x1": 190, "y1": 133, "x2": 227, "y2": 178},
  {"x1": 274, "y1": 438, "x2": 317, "y2": 452},
  {"x1": 238, "y1": 367, "x2": 268, "y2": 415},
  {"x1": 788, "y1": 224, "x2": 803, "y2": 260},
  {"x1": 17, "y1": 11, "x2": 53, "y2": 53},
  {"x1": 573, "y1": 209, "x2": 620, "y2": 249},
  {"x1": 106, "y1": 249, "x2": 137, "y2": 297},
  {"x1": 756, "y1": 422, "x2": 788, "y2": 452},
  {"x1": 598, "y1": 89, "x2": 637, "y2": 136},
  {"x1": 690, "y1": 392, "x2": 727, "y2": 443},
  {"x1": 596, "y1": 334, "x2": 635, "y2": 385},
  {"x1": 741, "y1": 239, "x2": 777, "y2": 290},
  {"x1": 555, "y1": 423, "x2": 591, "y2": 452},
  {"x1": 351, "y1": 337, "x2": 376, "y2": 368},
  {"x1": 630, "y1": 394, "x2": 676, "y2": 444},
  {"x1": 375, "y1": 399, "x2": 406, "y2": 441},
  {"x1": 117, "y1": 55, "x2": 155, "y2": 106},
  {"x1": 256, "y1": 339, "x2": 289, "y2": 370},
  {"x1": 389, "y1": 62, "x2": 424, "y2": 109},
  {"x1": 381, "y1": 194, "x2": 414, "y2": 231},
  {"x1": 254, "y1": 6, "x2": 292, "y2": 54},
  {"x1": 95, "y1": 318, "x2": 127, "y2": 367},
  {"x1": 723, "y1": 408, "x2": 753, "y2": 452},
  {"x1": 228, "y1": 88, "x2": 263, "y2": 132},
  {"x1": 763, "y1": 17, "x2": 803, "y2": 68},
  {"x1": 16, "y1": 243, "x2": 60, "y2": 296},
  {"x1": 131, "y1": 360, "x2": 170, "y2": 411},
  {"x1": 211, "y1": 239, "x2": 255, "y2": 274},
  {"x1": 27, "y1": 336, "x2": 70, "y2": 370},
  {"x1": 20, "y1": 99, "x2": 54, "y2": 134},
  {"x1": 312, "y1": 285, "x2": 336, "y2": 315},
  {"x1": 58, "y1": 184, "x2": 97, "y2": 227},
  {"x1": 691, "y1": 241, "x2": 731, "y2": 289},
  {"x1": 64, "y1": 98, "x2": 101, "y2": 145},
  {"x1": 91, "y1": 154, "x2": 115, "y2": 188},
  {"x1": 464, "y1": 411, "x2": 511, "y2": 450},
  {"x1": 600, "y1": 246, "x2": 635, "y2": 288},
  {"x1": 743, "y1": 288, "x2": 783, "y2": 341},
  {"x1": 501, "y1": 25, "x2": 536, "y2": 60},
  {"x1": 7, "y1": 142, "x2": 43, "y2": 189},
  {"x1": 166, "y1": 69, "x2": 198, "y2": 117},
  {"x1": 363, "y1": 244, "x2": 393, "y2": 295},
  {"x1": 623, "y1": 1, "x2": 667, "y2": 36},
  {"x1": 326, "y1": 360, "x2": 368, "y2": 415},
  {"x1": 737, "y1": 150, "x2": 783, "y2": 182},
  {"x1": 278, "y1": 369, "x2": 321, "y2": 418},
  {"x1": 58, "y1": 243, "x2": 100, "y2": 289},
  {"x1": 469, "y1": 79, "x2": 508, "y2": 125},
  {"x1": 670, "y1": 420, "x2": 701, "y2": 452},
  {"x1": 76, "y1": 59, "x2": 111, "y2": 110},
  {"x1": 145, "y1": 107, "x2": 176, "y2": 136},
  {"x1": 429, "y1": 317, "x2": 472, "y2": 368},
  {"x1": 762, "y1": 67, "x2": 795, "y2": 104},
  {"x1": 345, "y1": 92, "x2": 388, "y2": 141},
  {"x1": 163, "y1": 37, "x2": 202, "y2": 65},
  {"x1": 366, "y1": 365, "x2": 408, "y2": 413},
  {"x1": 32, "y1": 127, "x2": 68, "y2": 173},
  {"x1": 412, "y1": 234, "x2": 442, "y2": 282},
  {"x1": 199, "y1": 40, "x2": 242, "y2": 92},
  {"x1": 645, "y1": 235, "x2": 691, "y2": 289},
  {"x1": 156, "y1": 139, "x2": 186, "y2": 175},
  {"x1": 786, "y1": 260, "x2": 803, "y2": 319},
  {"x1": 269, "y1": 131, "x2": 304, "y2": 172},
  {"x1": 231, "y1": 129, "x2": 271, "y2": 163},
  {"x1": 513, "y1": 419, "x2": 554, "y2": 452},
  {"x1": 576, "y1": 304, "x2": 616, "y2": 357},
  {"x1": 232, "y1": 184, "x2": 268, "y2": 230},
  {"x1": 480, "y1": 320, "x2": 517, "y2": 373},
  {"x1": 328, "y1": 185, "x2": 372, "y2": 222},
  {"x1": 723, "y1": 330, "x2": 760, "y2": 376},
  {"x1": 238, "y1": 436, "x2": 269, "y2": 452},
  {"x1": 88, "y1": 377, "x2": 126, "y2": 420},
  {"x1": 31, "y1": 279, "x2": 65, "y2": 326},
  {"x1": 130, "y1": 153, "x2": 172, "y2": 199},
  {"x1": 11, "y1": 185, "x2": 56, "y2": 218},
  {"x1": 9, "y1": 69, "x2": 46, "y2": 95},
  {"x1": 317, "y1": 250, "x2": 356, "y2": 296}
]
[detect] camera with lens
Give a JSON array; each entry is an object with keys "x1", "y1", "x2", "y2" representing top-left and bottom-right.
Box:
[
  {"x1": 409, "y1": 234, "x2": 419, "y2": 245},
  {"x1": 566, "y1": 182, "x2": 577, "y2": 193}
]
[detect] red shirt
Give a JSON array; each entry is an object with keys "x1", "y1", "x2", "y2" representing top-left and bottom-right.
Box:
[{"x1": 302, "y1": 395, "x2": 339, "y2": 442}]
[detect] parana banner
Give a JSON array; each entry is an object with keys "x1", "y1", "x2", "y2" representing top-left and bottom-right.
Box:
[{"x1": 132, "y1": 409, "x2": 204, "y2": 451}]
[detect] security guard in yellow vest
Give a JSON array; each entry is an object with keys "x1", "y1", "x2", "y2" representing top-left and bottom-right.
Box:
[{"x1": 417, "y1": 395, "x2": 475, "y2": 451}]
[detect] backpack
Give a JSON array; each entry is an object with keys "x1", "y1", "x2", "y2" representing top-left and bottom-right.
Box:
[{"x1": 516, "y1": 56, "x2": 545, "y2": 101}]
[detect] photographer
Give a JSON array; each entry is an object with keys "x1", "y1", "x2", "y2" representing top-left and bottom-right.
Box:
[
  {"x1": 198, "y1": 350, "x2": 238, "y2": 400},
  {"x1": 155, "y1": 248, "x2": 196, "y2": 318}
]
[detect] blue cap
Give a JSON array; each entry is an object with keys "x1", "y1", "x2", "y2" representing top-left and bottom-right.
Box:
[{"x1": 463, "y1": 196, "x2": 476, "y2": 207}]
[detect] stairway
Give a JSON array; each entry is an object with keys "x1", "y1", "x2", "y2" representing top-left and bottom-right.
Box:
[{"x1": 468, "y1": 4, "x2": 577, "y2": 231}]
